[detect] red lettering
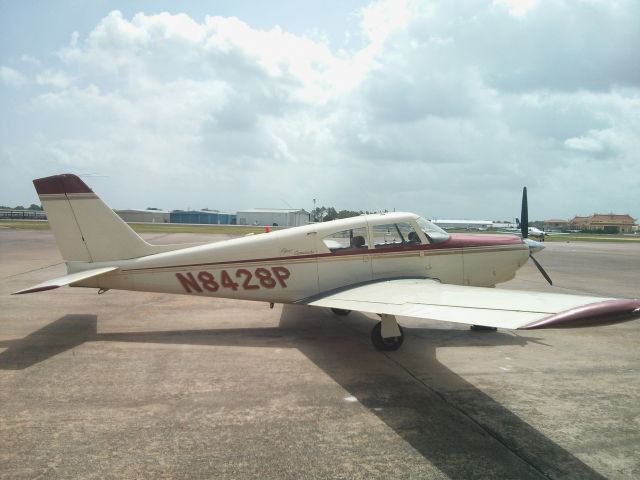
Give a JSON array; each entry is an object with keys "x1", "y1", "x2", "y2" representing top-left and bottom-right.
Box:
[
  {"x1": 255, "y1": 268, "x2": 276, "y2": 289},
  {"x1": 179, "y1": 268, "x2": 291, "y2": 293},
  {"x1": 176, "y1": 272, "x2": 203, "y2": 293},
  {"x1": 271, "y1": 266, "x2": 290, "y2": 288},
  {"x1": 220, "y1": 270, "x2": 239, "y2": 290},
  {"x1": 197, "y1": 271, "x2": 219, "y2": 292},
  {"x1": 236, "y1": 269, "x2": 259, "y2": 290}
]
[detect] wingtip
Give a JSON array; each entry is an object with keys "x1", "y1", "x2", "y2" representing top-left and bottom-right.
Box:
[
  {"x1": 33, "y1": 174, "x2": 93, "y2": 195},
  {"x1": 521, "y1": 299, "x2": 640, "y2": 329},
  {"x1": 12, "y1": 285, "x2": 60, "y2": 295}
]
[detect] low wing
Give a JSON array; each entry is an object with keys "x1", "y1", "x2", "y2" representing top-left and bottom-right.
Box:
[
  {"x1": 301, "y1": 279, "x2": 640, "y2": 330},
  {"x1": 12, "y1": 267, "x2": 119, "y2": 295}
]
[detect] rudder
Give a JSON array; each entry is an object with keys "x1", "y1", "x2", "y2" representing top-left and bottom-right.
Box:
[{"x1": 35, "y1": 174, "x2": 159, "y2": 262}]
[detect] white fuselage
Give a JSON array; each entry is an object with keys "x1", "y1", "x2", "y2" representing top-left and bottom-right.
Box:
[{"x1": 73, "y1": 213, "x2": 529, "y2": 304}]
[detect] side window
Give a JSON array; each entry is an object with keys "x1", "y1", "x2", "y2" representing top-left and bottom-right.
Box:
[
  {"x1": 322, "y1": 227, "x2": 369, "y2": 252},
  {"x1": 372, "y1": 222, "x2": 421, "y2": 248}
]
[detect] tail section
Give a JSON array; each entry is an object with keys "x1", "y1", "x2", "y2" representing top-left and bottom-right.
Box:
[{"x1": 35, "y1": 174, "x2": 171, "y2": 262}]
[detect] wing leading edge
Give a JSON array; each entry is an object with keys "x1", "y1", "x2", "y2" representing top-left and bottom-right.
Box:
[{"x1": 300, "y1": 279, "x2": 640, "y2": 330}]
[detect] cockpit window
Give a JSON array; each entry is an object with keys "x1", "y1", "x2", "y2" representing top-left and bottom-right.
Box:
[
  {"x1": 416, "y1": 216, "x2": 450, "y2": 244},
  {"x1": 322, "y1": 227, "x2": 369, "y2": 252},
  {"x1": 372, "y1": 222, "x2": 421, "y2": 248}
]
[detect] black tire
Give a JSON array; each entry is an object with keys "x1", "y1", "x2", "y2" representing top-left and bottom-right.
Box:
[
  {"x1": 371, "y1": 321, "x2": 404, "y2": 351},
  {"x1": 331, "y1": 308, "x2": 351, "y2": 316},
  {"x1": 470, "y1": 325, "x2": 498, "y2": 332}
]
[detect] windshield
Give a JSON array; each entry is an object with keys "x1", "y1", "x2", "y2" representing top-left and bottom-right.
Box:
[{"x1": 416, "y1": 216, "x2": 450, "y2": 244}]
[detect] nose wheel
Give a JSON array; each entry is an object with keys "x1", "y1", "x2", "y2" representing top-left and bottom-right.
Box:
[{"x1": 371, "y1": 318, "x2": 404, "y2": 351}]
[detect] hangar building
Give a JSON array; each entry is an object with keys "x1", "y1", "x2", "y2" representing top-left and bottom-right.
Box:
[
  {"x1": 236, "y1": 208, "x2": 309, "y2": 227},
  {"x1": 115, "y1": 209, "x2": 169, "y2": 223},
  {"x1": 170, "y1": 210, "x2": 237, "y2": 225}
]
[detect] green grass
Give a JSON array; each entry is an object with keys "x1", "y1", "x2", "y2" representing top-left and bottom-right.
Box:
[
  {"x1": 544, "y1": 234, "x2": 640, "y2": 243},
  {"x1": 0, "y1": 220, "x2": 50, "y2": 230},
  {"x1": 0, "y1": 220, "x2": 268, "y2": 235},
  {"x1": 439, "y1": 228, "x2": 640, "y2": 243}
]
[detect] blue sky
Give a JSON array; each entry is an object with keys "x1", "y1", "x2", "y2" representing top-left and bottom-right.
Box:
[{"x1": 1, "y1": 0, "x2": 639, "y2": 220}]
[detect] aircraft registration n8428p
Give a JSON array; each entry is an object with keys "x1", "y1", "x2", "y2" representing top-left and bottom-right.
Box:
[{"x1": 14, "y1": 174, "x2": 640, "y2": 351}]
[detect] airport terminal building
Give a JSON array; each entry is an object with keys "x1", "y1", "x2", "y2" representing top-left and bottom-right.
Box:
[{"x1": 569, "y1": 214, "x2": 636, "y2": 233}]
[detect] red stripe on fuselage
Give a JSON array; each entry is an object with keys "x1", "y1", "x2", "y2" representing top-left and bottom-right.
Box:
[
  {"x1": 439, "y1": 233, "x2": 523, "y2": 249},
  {"x1": 121, "y1": 233, "x2": 524, "y2": 273}
]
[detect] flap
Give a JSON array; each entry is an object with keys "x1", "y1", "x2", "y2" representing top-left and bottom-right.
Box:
[
  {"x1": 300, "y1": 278, "x2": 640, "y2": 330},
  {"x1": 12, "y1": 266, "x2": 119, "y2": 295}
]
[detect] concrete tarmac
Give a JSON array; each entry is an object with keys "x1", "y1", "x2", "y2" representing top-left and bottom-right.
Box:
[{"x1": 1, "y1": 230, "x2": 639, "y2": 479}]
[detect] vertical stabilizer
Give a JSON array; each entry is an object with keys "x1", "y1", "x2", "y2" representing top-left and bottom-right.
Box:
[{"x1": 34, "y1": 174, "x2": 158, "y2": 262}]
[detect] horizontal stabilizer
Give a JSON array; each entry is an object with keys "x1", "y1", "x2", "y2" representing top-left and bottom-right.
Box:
[
  {"x1": 12, "y1": 267, "x2": 119, "y2": 295},
  {"x1": 300, "y1": 278, "x2": 640, "y2": 330}
]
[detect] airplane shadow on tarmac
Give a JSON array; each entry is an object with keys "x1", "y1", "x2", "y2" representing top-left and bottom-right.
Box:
[{"x1": 0, "y1": 307, "x2": 605, "y2": 480}]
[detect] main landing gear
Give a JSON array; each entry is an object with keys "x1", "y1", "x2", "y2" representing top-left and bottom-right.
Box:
[
  {"x1": 330, "y1": 308, "x2": 405, "y2": 351},
  {"x1": 470, "y1": 325, "x2": 498, "y2": 332},
  {"x1": 371, "y1": 314, "x2": 404, "y2": 351}
]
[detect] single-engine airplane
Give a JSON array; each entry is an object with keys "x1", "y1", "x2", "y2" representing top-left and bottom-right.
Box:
[{"x1": 14, "y1": 175, "x2": 640, "y2": 350}]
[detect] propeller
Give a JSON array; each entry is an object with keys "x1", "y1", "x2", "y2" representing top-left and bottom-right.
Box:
[
  {"x1": 520, "y1": 186, "x2": 553, "y2": 285},
  {"x1": 529, "y1": 253, "x2": 553, "y2": 285},
  {"x1": 520, "y1": 187, "x2": 528, "y2": 239}
]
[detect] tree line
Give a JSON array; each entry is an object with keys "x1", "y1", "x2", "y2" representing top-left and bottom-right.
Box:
[
  {"x1": 311, "y1": 207, "x2": 386, "y2": 222},
  {"x1": 0, "y1": 204, "x2": 43, "y2": 210}
]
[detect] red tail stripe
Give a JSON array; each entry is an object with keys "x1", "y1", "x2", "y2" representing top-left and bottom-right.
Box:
[{"x1": 34, "y1": 174, "x2": 93, "y2": 195}]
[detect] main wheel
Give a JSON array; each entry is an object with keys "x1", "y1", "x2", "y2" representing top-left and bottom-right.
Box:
[
  {"x1": 331, "y1": 308, "x2": 351, "y2": 316},
  {"x1": 470, "y1": 325, "x2": 498, "y2": 332},
  {"x1": 371, "y1": 321, "x2": 404, "y2": 351}
]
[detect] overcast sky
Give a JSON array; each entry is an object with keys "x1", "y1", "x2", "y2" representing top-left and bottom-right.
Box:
[{"x1": 1, "y1": 0, "x2": 638, "y2": 221}]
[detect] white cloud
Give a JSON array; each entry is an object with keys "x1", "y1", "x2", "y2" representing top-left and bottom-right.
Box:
[
  {"x1": 0, "y1": 66, "x2": 27, "y2": 87},
  {"x1": 493, "y1": 0, "x2": 539, "y2": 17},
  {"x1": 36, "y1": 69, "x2": 74, "y2": 88},
  {"x1": 564, "y1": 135, "x2": 605, "y2": 153},
  {"x1": 1, "y1": 3, "x2": 639, "y2": 219},
  {"x1": 21, "y1": 55, "x2": 41, "y2": 66}
]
